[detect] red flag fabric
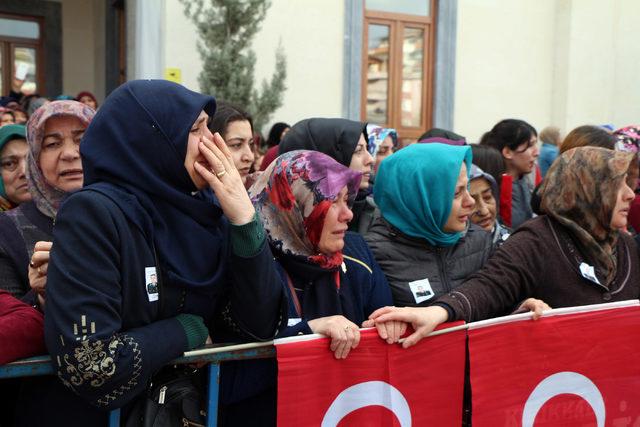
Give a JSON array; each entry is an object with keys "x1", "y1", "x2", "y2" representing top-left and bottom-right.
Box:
[
  {"x1": 534, "y1": 164, "x2": 542, "y2": 186},
  {"x1": 499, "y1": 173, "x2": 513, "y2": 228},
  {"x1": 469, "y1": 304, "x2": 640, "y2": 426},
  {"x1": 276, "y1": 326, "x2": 466, "y2": 426}
]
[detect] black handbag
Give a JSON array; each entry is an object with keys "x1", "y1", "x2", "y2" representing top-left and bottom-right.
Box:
[
  {"x1": 124, "y1": 366, "x2": 206, "y2": 427},
  {"x1": 124, "y1": 247, "x2": 207, "y2": 427}
]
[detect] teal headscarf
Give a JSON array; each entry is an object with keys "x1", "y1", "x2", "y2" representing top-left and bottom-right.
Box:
[
  {"x1": 0, "y1": 124, "x2": 27, "y2": 198},
  {"x1": 374, "y1": 143, "x2": 472, "y2": 247}
]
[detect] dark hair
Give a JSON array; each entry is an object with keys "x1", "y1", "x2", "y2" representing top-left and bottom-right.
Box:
[
  {"x1": 418, "y1": 127, "x2": 465, "y2": 142},
  {"x1": 266, "y1": 122, "x2": 290, "y2": 147},
  {"x1": 471, "y1": 144, "x2": 506, "y2": 189},
  {"x1": 253, "y1": 131, "x2": 264, "y2": 148},
  {"x1": 480, "y1": 119, "x2": 538, "y2": 152},
  {"x1": 559, "y1": 125, "x2": 615, "y2": 154},
  {"x1": 208, "y1": 101, "x2": 254, "y2": 138}
]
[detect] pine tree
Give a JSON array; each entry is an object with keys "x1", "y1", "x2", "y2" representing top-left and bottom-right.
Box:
[{"x1": 180, "y1": 0, "x2": 287, "y2": 133}]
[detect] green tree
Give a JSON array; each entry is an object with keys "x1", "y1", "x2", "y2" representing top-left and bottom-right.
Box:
[{"x1": 180, "y1": 0, "x2": 287, "y2": 133}]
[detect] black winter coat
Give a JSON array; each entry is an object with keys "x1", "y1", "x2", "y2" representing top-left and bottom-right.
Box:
[
  {"x1": 18, "y1": 190, "x2": 286, "y2": 427},
  {"x1": 365, "y1": 216, "x2": 494, "y2": 307}
]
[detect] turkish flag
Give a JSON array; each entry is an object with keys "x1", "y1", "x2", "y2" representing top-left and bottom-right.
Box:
[
  {"x1": 276, "y1": 326, "x2": 466, "y2": 426},
  {"x1": 469, "y1": 304, "x2": 640, "y2": 426}
]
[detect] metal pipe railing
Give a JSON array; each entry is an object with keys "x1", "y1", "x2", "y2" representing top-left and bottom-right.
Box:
[{"x1": 0, "y1": 343, "x2": 276, "y2": 427}]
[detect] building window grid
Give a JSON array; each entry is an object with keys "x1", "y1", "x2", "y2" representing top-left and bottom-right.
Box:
[
  {"x1": 362, "y1": 1, "x2": 436, "y2": 141},
  {"x1": 0, "y1": 13, "x2": 43, "y2": 96}
]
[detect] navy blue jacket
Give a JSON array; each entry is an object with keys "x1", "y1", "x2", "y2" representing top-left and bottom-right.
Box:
[
  {"x1": 220, "y1": 232, "x2": 393, "y2": 419},
  {"x1": 34, "y1": 190, "x2": 286, "y2": 426},
  {"x1": 278, "y1": 232, "x2": 393, "y2": 337}
]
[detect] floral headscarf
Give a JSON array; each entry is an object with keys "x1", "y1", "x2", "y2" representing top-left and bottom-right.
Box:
[
  {"x1": 366, "y1": 124, "x2": 398, "y2": 157},
  {"x1": 249, "y1": 150, "x2": 361, "y2": 269},
  {"x1": 540, "y1": 147, "x2": 635, "y2": 287},
  {"x1": 613, "y1": 126, "x2": 640, "y2": 153},
  {"x1": 26, "y1": 100, "x2": 95, "y2": 218}
]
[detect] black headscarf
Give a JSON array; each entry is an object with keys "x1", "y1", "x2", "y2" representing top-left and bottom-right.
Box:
[
  {"x1": 419, "y1": 128, "x2": 466, "y2": 143},
  {"x1": 80, "y1": 80, "x2": 229, "y2": 290},
  {"x1": 278, "y1": 118, "x2": 367, "y2": 167},
  {"x1": 266, "y1": 122, "x2": 290, "y2": 147}
]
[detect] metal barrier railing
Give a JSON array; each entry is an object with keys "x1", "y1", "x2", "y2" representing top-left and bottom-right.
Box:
[{"x1": 0, "y1": 342, "x2": 276, "y2": 427}]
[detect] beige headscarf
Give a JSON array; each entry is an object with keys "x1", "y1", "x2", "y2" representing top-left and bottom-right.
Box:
[{"x1": 540, "y1": 147, "x2": 635, "y2": 286}]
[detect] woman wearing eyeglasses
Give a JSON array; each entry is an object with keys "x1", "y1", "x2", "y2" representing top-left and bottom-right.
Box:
[{"x1": 480, "y1": 119, "x2": 540, "y2": 229}]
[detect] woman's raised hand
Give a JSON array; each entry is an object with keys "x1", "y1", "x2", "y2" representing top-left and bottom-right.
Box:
[
  {"x1": 28, "y1": 241, "x2": 52, "y2": 307},
  {"x1": 363, "y1": 305, "x2": 449, "y2": 349},
  {"x1": 194, "y1": 132, "x2": 255, "y2": 225},
  {"x1": 307, "y1": 315, "x2": 361, "y2": 360}
]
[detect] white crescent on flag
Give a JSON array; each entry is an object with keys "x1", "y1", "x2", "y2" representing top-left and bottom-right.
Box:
[
  {"x1": 522, "y1": 371, "x2": 605, "y2": 427},
  {"x1": 321, "y1": 380, "x2": 412, "y2": 427}
]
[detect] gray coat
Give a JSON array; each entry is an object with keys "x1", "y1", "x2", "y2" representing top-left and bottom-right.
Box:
[{"x1": 365, "y1": 216, "x2": 494, "y2": 307}]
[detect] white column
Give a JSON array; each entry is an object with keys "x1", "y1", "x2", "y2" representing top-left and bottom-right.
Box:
[{"x1": 133, "y1": 0, "x2": 164, "y2": 79}]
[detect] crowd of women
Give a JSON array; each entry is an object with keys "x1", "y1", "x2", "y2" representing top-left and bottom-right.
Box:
[{"x1": 1, "y1": 79, "x2": 640, "y2": 426}]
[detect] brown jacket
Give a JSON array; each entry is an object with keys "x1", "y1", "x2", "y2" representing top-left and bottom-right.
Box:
[{"x1": 438, "y1": 216, "x2": 640, "y2": 322}]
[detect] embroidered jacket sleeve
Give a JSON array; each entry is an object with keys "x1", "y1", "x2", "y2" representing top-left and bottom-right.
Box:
[
  {"x1": 0, "y1": 290, "x2": 46, "y2": 365},
  {"x1": 44, "y1": 193, "x2": 189, "y2": 410}
]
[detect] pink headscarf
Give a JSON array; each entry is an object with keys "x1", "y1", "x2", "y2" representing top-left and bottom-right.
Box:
[{"x1": 26, "y1": 101, "x2": 95, "y2": 218}]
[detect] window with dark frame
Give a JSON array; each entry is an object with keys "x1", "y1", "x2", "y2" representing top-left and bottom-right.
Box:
[
  {"x1": 0, "y1": 13, "x2": 44, "y2": 97},
  {"x1": 362, "y1": 0, "x2": 436, "y2": 144}
]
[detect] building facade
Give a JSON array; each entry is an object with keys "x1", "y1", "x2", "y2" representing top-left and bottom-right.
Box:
[{"x1": 1, "y1": 0, "x2": 638, "y2": 141}]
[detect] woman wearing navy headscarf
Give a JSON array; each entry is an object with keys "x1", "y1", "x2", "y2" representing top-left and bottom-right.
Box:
[{"x1": 35, "y1": 80, "x2": 286, "y2": 426}]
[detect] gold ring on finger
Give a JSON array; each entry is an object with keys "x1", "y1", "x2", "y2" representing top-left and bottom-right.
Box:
[{"x1": 216, "y1": 169, "x2": 227, "y2": 178}]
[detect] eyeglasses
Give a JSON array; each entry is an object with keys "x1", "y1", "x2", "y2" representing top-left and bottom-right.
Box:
[{"x1": 0, "y1": 155, "x2": 27, "y2": 172}]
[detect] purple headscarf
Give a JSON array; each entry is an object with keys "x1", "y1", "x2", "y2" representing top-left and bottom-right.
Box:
[
  {"x1": 419, "y1": 136, "x2": 467, "y2": 146},
  {"x1": 614, "y1": 126, "x2": 640, "y2": 153}
]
